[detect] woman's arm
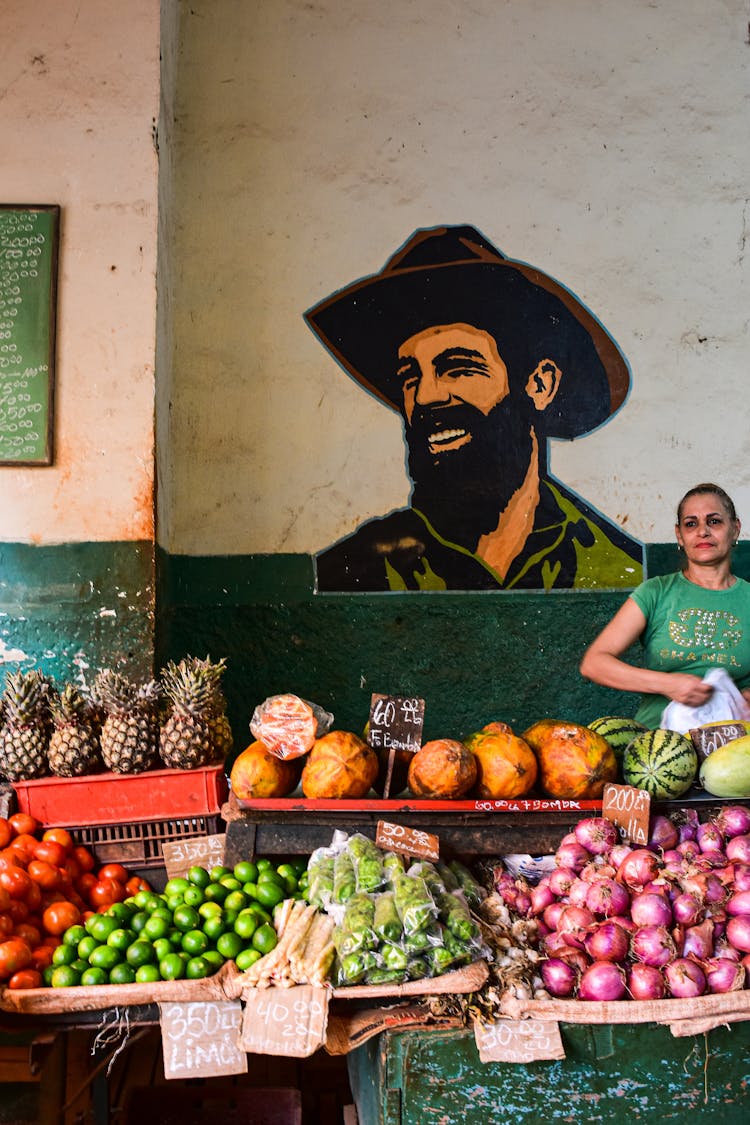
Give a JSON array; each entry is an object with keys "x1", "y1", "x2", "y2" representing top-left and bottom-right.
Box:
[{"x1": 579, "y1": 597, "x2": 713, "y2": 706}]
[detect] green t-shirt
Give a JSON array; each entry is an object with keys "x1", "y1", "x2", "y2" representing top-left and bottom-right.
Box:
[{"x1": 630, "y1": 572, "x2": 750, "y2": 728}]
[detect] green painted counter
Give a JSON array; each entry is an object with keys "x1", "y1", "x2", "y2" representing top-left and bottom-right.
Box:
[{"x1": 347, "y1": 1023, "x2": 750, "y2": 1124}]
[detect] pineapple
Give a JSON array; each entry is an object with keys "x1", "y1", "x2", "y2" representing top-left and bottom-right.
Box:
[
  {"x1": 48, "y1": 683, "x2": 102, "y2": 777},
  {"x1": 159, "y1": 657, "x2": 222, "y2": 769},
  {"x1": 199, "y1": 656, "x2": 233, "y2": 759},
  {"x1": 95, "y1": 669, "x2": 161, "y2": 774},
  {"x1": 0, "y1": 669, "x2": 52, "y2": 780}
]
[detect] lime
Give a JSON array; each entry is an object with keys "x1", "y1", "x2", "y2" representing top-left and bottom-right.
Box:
[
  {"x1": 216, "y1": 931, "x2": 243, "y2": 960},
  {"x1": 202, "y1": 950, "x2": 225, "y2": 970},
  {"x1": 110, "y1": 963, "x2": 136, "y2": 985},
  {"x1": 159, "y1": 952, "x2": 186, "y2": 980},
  {"x1": 168, "y1": 928, "x2": 185, "y2": 948},
  {"x1": 80, "y1": 966, "x2": 108, "y2": 986},
  {"x1": 132, "y1": 889, "x2": 155, "y2": 910},
  {"x1": 223, "y1": 890, "x2": 249, "y2": 913},
  {"x1": 130, "y1": 911, "x2": 150, "y2": 934},
  {"x1": 258, "y1": 868, "x2": 286, "y2": 888},
  {"x1": 242, "y1": 882, "x2": 259, "y2": 900},
  {"x1": 165, "y1": 893, "x2": 185, "y2": 912},
  {"x1": 210, "y1": 865, "x2": 231, "y2": 882},
  {"x1": 182, "y1": 886, "x2": 205, "y2": 907},
  {"x1": 70, "y1": 959, "x2": 89, "y2": 975},
  {"x1": 203, "y1": 881, "x2": 229, "y2": 904},
  {"x1": 255, "y1": 857, "x2": 272, "y2": 871},
  {"x1": 290, "y1": 858, "x2": 307, "y2": 876},
  {"x1": 252, "y1": 923, "x2": 278, "y2": 955},
  {"x1": 77, "y1": 935, "x2": 98, "y2": 961},
  {"x1": 107, "y1": 928, "x2": 136, "y2": 952},
  {"x1": 185, "y1": 956, "x2": 210, "y2": 980},
  {"x1": 233, "y1": 860, "x2": 258, "y2": 884},
  {"x1": 87, "y1": 914, "x2": 119, "y2": 942},
  {"x1": 135, "y1": 964, "x2": 161, "y2": 984},
  {"x1": 52, "y1": 944, "x2": 78, "y2": 966},
  {"x1": 233, "y1": 911, "x2": 259, "y2": 941},
  {"x1": 140, "y1": 893, "x2": 164, "y2": 914},
  {"x1": 187, "y1": 865, "x2": 210, "y2": 888},
  {"x1": 126, "y1": 940, "x2": 156, "y2": 968},
  {"x1": 150, "y1": 906, "x2": 173, "y2": 923},
  {"x1": 143, "y1": 915, "x2": 170, "y2": 941},
  {"x1": 88, "y1": 945, "x2": 122, "y2": 972},
  {"x1": 198, "y1": 900, "x2": 223, "y2": 918},
  {"x1": 42, "y1": 964, "x2": 56, "y2": 987},
  {"x1": 172, "y1": 904, "x2": 201, "y2": 933},
  {"x1": 254, "y1": 882, "x2": 285, "y2": 909},
  {"x1": 181, "y1": 929, "x2": 209, "y2": 957},
  {"x1": 62, "y1": 924, "x2": 87, "y2": 948},
  {"x1": 223, "y1": 908, "x2": 239, "y2": 926},
  {"x1": 152, "y1": 938, "x2": 172, "y2": 962},
  {"x1": 51, "y1": 964, "x2": 80, "y2": 988},
  {"x1": 202, "y1": 914, "x2": 227, "y2": 942},
  {"x1": 243, "y1": 902, "x2": 272, "y2": 924},
  {"x1": 107, "y1": 902, "x2": 135, "y2": 924},
  {"x1": 235, "y1": 948, "x2": 262, "y2": 971},
  {"x1": 164, "y1": 876, "x2": 190, "y2": 896},
  {"x1": 219, "y1": 876, "x2": 242, "y2": 892}
]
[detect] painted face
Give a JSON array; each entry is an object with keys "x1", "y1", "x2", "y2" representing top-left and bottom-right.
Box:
[
  {"x1": 676, "y1": 494, "x2": 740, "y2": 563},
  {"x1": 396, "y1": 323, "x2": 511, "y2": 455}
]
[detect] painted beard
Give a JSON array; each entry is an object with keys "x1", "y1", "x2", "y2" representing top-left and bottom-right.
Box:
[{"x1": 407, "y1": 396, "x2": 536, "y2": 551}]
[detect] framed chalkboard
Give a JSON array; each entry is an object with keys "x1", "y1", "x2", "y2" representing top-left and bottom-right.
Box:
[{"x1": 0, "y1": 204, "x2": 59, "y2": 465}]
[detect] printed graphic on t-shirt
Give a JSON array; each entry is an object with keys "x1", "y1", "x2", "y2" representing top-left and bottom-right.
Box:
[{"x1": 663, "y1": 608, "x2": 743, "y2": 669}]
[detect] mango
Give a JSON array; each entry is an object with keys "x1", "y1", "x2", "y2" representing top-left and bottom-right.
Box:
[{"x1": 699, "y1": 735, "x2": 750, "y2": 798}]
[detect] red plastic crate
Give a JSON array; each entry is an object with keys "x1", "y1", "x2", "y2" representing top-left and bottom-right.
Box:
[{"x1": 11, "y1": 764, "x2": 228, "y2": 827}]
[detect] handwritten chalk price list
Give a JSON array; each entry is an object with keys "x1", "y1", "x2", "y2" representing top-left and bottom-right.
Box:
[
  {"x1": 602, "y1": 783, "x2": 650, "y2": 845},
  {"x1": 240, "y1": 984, "x2": 329, "y2": 1057},
  {"x1": 159, "y1": 1000, "x2": 247, "y2": 1079},
  {"x1": 161, "y1": 833, "x2": 226, "y2": 879},
  {"x1": 0, "y1": 206, "x2": 59, "y2": 465},
  {"x1": 376, "y1": 820, "x2": 440, "y2": 862},
  {"x1": 474, "y1": 1018, "x2": 565, "y2": 1063}
]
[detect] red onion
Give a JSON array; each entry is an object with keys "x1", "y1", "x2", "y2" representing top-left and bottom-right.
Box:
[
  {"x1": 542, "y1": 931, "x2": 572, "y2": 958},
  {"x1": 627, "y1": 962, "x2": 666, "y2": 1000},
  {"x1": 567, "y1": 878, "x2": 592, "y2": 907},
  {"x1": 610, "y1": 915, "x2": 637, "y2": 933},
  {"x1": 555, "y1": 946, "x2": 591, "y2": 974},
  {"x1": 665, "y1": 957, "x2": 706, "y2": 997},
  {"x1": 555, "y1": 839, "x2": 592, "y2": 872},
  {"x1": 648, "y1": 814, "x2": 679, "y2": 851},
  {"x1": 575, "y1": 817, "x2": 618, "y2": 856},
  {"x1": 630, "y1": 892, "x2": 673, "y2": 928},
  {"x1": 661, "y1": 849, "x2": 688, "y2": 872},
  {"x1": 608, "y1": 843, "x2": 633, "y2": 869},
  {"x1": 540, "y1": 957, "x2": 578, "y2": 998},
  {"x1": 671, "y1": 891, "x2": 705, "y2": 927},
  {"x1": 681, "y1": 919, "x2": 715, "y2": 960},
  {"x1": 584, "y1": 921, "x2": 630, "y2": 963},
  {"x1": 631, "y1": 924, "x2": 676, "y2": 967},
  {"x1": 696, "y1": 821, "x2": 725, "y2": 853},
  {"x1": 742, "y1": 953, "x2": 750, "y2": 972},
  {"x1": 733, "y1": 864, "x2": 750, "y2": 892},
  {"x1": 514, "y1": 891, "x2": 532, "y2": 917},
  {"x1": 677, "y1": 811, "x2": 699, "y2": 841},
  {"x1": 715, "y1": 805, "x2": 750, "y2": 839},
  {"x1": 578, "y1": 960, "x2": 627, "y2": 1001},
  {"x1": 704, "y1": 956, "x2": 746, "y2": 993},
  {"x1": 677, "y1": 839, "x2": 700, "y2": 862},
  {"x1": 726, "y1": 890, "x2": 750, "y2": 917},
  {"x1": 585, "y1": 877, "x2": 630, "y2": 919},
  {"x1": 712, "y1": 940, "x2": 740, "y2": 961},
  {"x1": 530, "y1": 881, "x2": 555, "y2": 915},
  {"x1": 548, "y1": 866, "x2": 577, "y2": 897},
  {"x1": 557, "y1": 904, "x2": 595, "y2": 948},
  {"x1": 726, "y1": 834, "x2": 750, "y2": 865},
  {"x1": 616, "y1": 849, "x2": 662, "y2": 891},
  {"x1": 543, "y1": 901, "x2": 566, "y2": 931}
]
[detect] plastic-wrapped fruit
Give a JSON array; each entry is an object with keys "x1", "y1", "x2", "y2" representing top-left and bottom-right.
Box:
[
  {"x1": 230, "y1": 740, "x2": 301, "y2": 799},
  {"x1": 407, "y1": 738, "x2": 477, "y2": 799},
  {"x1": 301, "y1": 731, "x2": 379, "y2": 799}
]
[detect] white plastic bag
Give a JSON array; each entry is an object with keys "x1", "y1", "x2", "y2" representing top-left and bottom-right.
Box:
[{"x1": 660, "y1": 667, "x2": 750, "y2": 734}]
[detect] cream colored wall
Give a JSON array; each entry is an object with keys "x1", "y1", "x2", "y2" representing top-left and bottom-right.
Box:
[
  {"x1": 0, "y1": 0, "x2": 159, "y2": 544},
  {"x1": 158, "y1": 0, "x2": 750, "y2": 555}
]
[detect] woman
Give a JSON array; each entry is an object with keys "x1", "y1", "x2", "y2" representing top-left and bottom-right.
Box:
[{"x1": 580, "y1": 483, "x2": 750, "y2": 728}]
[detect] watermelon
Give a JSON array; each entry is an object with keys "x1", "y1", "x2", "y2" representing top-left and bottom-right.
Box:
[
  {"x1": 588, "y1": 716, "x2": 648, "y2": 762},
  {"x1": 622, "y1": 728, "x2": 698, "y2": 799}
]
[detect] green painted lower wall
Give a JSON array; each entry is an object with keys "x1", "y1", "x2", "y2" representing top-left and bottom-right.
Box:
[{"x1": 0, "y1": 542, "x2": 155, "y2": 685}]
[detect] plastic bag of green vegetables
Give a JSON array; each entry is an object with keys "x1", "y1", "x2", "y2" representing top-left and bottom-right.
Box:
[
  {"x1": 373, "y1": 891, "x2": 403, "y2": 943},
  {"x1": 436, "y1": 889, "x2": 481, "y2": 944},
  {"x1": 448, "y1": 859, "x2": 486, "y2": 909},
  {"x1": 333, "y1": 849, "x2": 357, "y2": 905},
  {"x1": 335, "y1": 949, "x2": 379, "y2": 986},
  {"x1": 347, "y1": 833, "x2": 385, "y2": 893},
  {"x1": 392, "y1": 870, "x2": 438, "y2": 936},
  {"x1": 333, "y1": 892, "x2": 378, "y2": 956},
  {"x1": 382, "y1": 850, "x2": 406, "y2": 883},
  {"x1": 306, "y1": 850, "x2": 335, "y2": 910}
]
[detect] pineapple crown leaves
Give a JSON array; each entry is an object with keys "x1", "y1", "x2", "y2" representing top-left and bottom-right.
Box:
[
  {"x1": 49, "y1": 682, "x2": 91, "y2": 727},
  {"x1": 160, "y1": 655, "x2": 228, "y2": 717},
  {"x1": 1, "y1": 668, "x2": 53, "y2": 726},
  {"x1": 93, "y1": 669, "x2": 161, "y2": 716}
]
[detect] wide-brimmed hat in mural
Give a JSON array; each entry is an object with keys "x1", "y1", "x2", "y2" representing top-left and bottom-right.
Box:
[{"x1": 305, "y1": 225, "x2": 631, "y2": 440}]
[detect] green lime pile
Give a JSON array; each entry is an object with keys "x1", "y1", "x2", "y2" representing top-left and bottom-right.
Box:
[{"x1": 44, "y1": 857, "x2": 308, "y2": 988}]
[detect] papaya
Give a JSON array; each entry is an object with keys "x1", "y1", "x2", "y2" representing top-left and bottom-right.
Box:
[
  {"x1": 230, "y1": 740, "x2": 302, "y2": 800},
  {"x1": 699, "y1": 735, "x2": 750, "y2": 797},
  {"x1": 468, "y1": 727, "x2": 538, "y2": 799},
  {"x1": 301, "y1": 730, "x2": 379, "y2": 798},
  {"x1": 407, "y1": 738, "x2": 477, "y2": 799},
  {"x1": 522, "y1": 719, "x2": 617, "y2": 800}
]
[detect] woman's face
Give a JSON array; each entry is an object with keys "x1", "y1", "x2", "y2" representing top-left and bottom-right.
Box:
[{"x1": 676, "y1": 493, "x2": 740, "y2": 564}]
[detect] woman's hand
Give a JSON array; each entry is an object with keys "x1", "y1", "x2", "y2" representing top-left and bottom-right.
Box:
[{"x1": 665, "y1": 673, "x2": 714, "y2": 706}]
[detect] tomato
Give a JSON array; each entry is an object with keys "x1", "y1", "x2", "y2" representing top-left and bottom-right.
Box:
[
  {"x1": 30, "y1": 945, "x2": 54, "y2": 971},
  {"x1": 33, "y1": 839, "x2": 68, "y2": 868},
  {"x1": 4, "y1": 899, "x2": 29, "y2": 924},
  {"x1": 89, "y1": 878, "x2": 126, "y2": 909},
  {"x1": 0, "y1": 914, "x2": 14, "y2": 937},
  {"x1": 27, "y1": 860, "x2": 61, "y2": 891},
  {"x1": 0, "y1": 866, "x2": 33, "y2": 900},
  {"x1": 97, "y1": 863, "x2": 129, "y2": 884},
  {"x1": 0, "y1": 887, "x2": 10, "y2": 913},
  {"x1": 0, "y1": 819, "x2": 12, "y2": 849},
  {"x1": 75, "y1": 872, "x2": 98, "y2": 898},
  {"x1": 14, "y1": 922, "x2": 41, "y2": 948},
  {"x1": 8, "y1": 813, "x2": 39, "y2": 837},
  {"x1": 24, "y1": 881, "x2": 42, "y2": 911},
  {"x1": 72, "y1": 846, "x2": 95, "y2": 874},
  {"x1": 42, "y1": 901, "x2": 81, "y2": 937},
  {"x1": 125, "y1": 876, "x2": 151, "y2": 897},
  {"x1": 0, "y1": 938, "x2": 32, "y2": 979},
  {"x1": 0, "y1": 850, "x2": 20, "y2": 873},
  {"x1": 8, "y1": 968, "x2": 43, "y2": 990},
  {"x1": 42, "y1": 828, "x2": 73, "y2": 853},
  {"x1": 8, "y1": 835, "x2": 37, "y2": 866}
]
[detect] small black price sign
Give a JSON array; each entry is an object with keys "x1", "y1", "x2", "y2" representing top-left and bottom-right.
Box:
[
  {"x1": 602, "y1": 783, "x2": 650, "y2": 845},
  {"x1": 367, "y1": 693, "x2": 425, "y2": 798},
  {"x1": 689, "y1": 722, "x2": 747, "y2": 762},
  {"x1": 376, "y1": 820, "x2": 440, "y2": 862}
]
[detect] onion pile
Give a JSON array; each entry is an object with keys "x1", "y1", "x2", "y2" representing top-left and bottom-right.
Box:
[{"x1": 496, "y1": 806, "x2": 750, "y2": 1002}]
